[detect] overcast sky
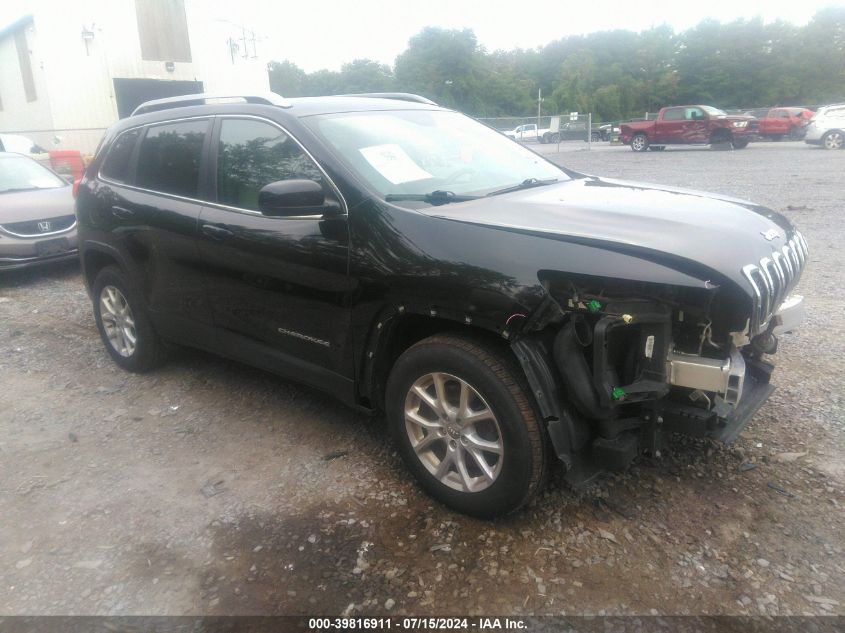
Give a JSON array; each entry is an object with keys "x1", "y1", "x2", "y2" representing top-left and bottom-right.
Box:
[{"x1": 3, "y1": 0, "x2": 841, "y2": 72}]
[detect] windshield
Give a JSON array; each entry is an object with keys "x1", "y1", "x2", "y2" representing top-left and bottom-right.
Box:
[
  {"x1": 701, "y1": 106, "x2": 728, "y2": 116},
  {"x1": 305, "y1": 110, "x2": 567, "y2": 203},
  {"x1": 0, "y1": 154, "x2": 66, "y2": 194}
]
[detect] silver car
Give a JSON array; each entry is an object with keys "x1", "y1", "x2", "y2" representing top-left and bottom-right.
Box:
[
  {"x1": 0, "y1": 152, "x2": 78, "y2": 270},
  {"x1": 804, "y1": 103, "x2": 845, "y2": 149}
]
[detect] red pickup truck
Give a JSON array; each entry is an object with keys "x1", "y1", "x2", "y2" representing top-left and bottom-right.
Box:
[
  {"x1": 757, "y1": 107, "x2": 814, "y2": 140},
  {"x1": 620, "y1": 105, "x2": 756, "y2": 151}
]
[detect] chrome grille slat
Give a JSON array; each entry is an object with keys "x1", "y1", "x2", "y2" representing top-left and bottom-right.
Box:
[
  {"x1": 765, "y1": 257, "x2": 785, "y2": 308},
  {"x1": 796, "y1": 232, "x2": 809, "y2": 258},
  {"x1": 780, "y1": 245, "x2": 795, "y2": 278},
  {"x1": 742, "y1": 232, "x2": 808, "y2": 335},
  {"x1": 759, "y1": 258, "x2": 775, "y2": 317},
  {"x1": 787, "y1": 241, "x2": 801, "y2": 271}
]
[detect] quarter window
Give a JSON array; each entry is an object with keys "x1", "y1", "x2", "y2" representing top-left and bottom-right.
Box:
[
  {"x1": 136, "y1": 119, "x2": 209, "y2": 197},
  {"x1": 101, "y1": 128, "x2": 141, "y2": 183},
  {"x1": 216, "y1": 118, "x2": 323, "y2": 211}
]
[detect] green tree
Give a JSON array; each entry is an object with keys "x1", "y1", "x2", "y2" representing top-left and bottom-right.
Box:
[
  {"x1": 268, "y1": 60, "x2": 307, "y2": 97},
  {"x1": 394, "y1": 27, "x2": 486, "y2": 112},
  {"x1": 335, "y1": 59, "x2": 395, "y2": 93},
  {"x1": 267, "y1": 10, "x2": 845, "y2": 118}
]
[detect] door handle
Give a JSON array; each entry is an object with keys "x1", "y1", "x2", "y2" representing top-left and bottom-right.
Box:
[
  {"x1": 112, "y1": 205, "x2": 135, "y2": 219},
  {"x1": 201, "y1": 224, "x2": 234, "y2": 240}
]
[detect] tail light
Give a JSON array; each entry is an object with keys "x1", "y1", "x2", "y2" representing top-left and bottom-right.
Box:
[{"x1": 72, "y1": 178, "x2": 81, "y2": 198}]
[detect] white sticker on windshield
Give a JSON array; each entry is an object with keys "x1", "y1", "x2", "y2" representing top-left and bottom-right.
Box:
[{"x1": 359, "y1": 144, "x2": 433, "y2": 185}]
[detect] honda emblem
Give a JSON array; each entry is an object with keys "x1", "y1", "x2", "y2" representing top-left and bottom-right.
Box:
[{"x1": 38, "y1": 221, "x2": 52, "y2": 232}]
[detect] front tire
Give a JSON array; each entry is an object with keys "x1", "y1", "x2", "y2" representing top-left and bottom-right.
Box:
[
  {"x1": 822, "y1": 130, "x2": 843, "y2": 150},
  {"x1": 92, "y1": 266, "x2": 166, "y2": 372},
  {"x1": 631, "y1": 133, "x2": 649, "y2": 152},
  {"x1": 733, "y1": 139, "x2": 750, "y2": 149},
  {"x1": 710, "y1": 130, "x2": 733, "y2": 148},
  {"x1": 386, "y1": 335, "x2": 547, "y2": 518}
]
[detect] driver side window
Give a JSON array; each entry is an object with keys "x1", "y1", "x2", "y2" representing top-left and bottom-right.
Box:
[
  {"x1": 685, "y1": 108, "x2": 705, "y2": 121},
  {"x1": 216, "y1": 118, "x2": 323, "y2": 212}
]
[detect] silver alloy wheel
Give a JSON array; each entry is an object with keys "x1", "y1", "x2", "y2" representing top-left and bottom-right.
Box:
[
  {"x1": 631, "y1": 135, "x2": 647, "y2": 151},
  {"x1": 823, "y1": 131, "x2": 843, "y2": 150},
  {"x1": 404, "y1": 372, "x2": 504, "y2": 492},
  {"x1": 99, "y1": 285, "x2": 137, "y2": 357}
]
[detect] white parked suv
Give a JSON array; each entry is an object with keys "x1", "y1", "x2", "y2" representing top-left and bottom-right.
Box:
[{"x1": 804, "y1": 104, "x2": 845, "y2": 149}]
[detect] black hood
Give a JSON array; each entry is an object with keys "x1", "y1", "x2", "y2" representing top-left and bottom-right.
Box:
[{"x1": 424, "y1": 176, "x2": 796, "y2": 290}]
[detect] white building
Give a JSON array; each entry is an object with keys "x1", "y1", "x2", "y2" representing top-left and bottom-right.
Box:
[{"x1": 0, "y1": 0, "x2": 271, "y2": 154}]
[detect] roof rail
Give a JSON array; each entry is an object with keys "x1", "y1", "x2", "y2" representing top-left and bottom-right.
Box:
[
  {"x1": 131, "y1": 92, "x2": 291, "y2": 117},
  {"x1": 338, "y1": 92, "x2": 438, "y2": 106}
]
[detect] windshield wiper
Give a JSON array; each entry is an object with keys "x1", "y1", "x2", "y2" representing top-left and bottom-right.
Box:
[
  {"x1": 0, "y1": 187, "x2": 41, "y2": 194},
  {"x1": 486, "y1": 178, "x2": 559, "y2": 197},
  {"x1": 384, "y1": 190, "x2": 481, "y2": 206}
]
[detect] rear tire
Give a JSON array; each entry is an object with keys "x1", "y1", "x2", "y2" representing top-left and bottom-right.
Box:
[
  {"x1": 386, "y1": 334, "x2": 547, "y2": 518},
  {"x1": 631, "y1": 133, "x2": 649, "y2": 152},
  {"x1": 92, "y1": 266, "x2": 166, "y2": 372},
  {"x1": 822, "y1": 130, "x2": 843, "y2": 150}
]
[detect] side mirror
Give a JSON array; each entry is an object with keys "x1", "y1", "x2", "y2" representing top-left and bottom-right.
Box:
[{"x1": 258, "y1": 179, "x2": 330, "y2": 217}]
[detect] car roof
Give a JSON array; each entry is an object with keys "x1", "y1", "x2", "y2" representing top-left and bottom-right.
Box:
[
  {"x1": 131, "y1": 93, "x2": 443, "y2": 119},
  {"x1": 285, "y1": 96, "x2": 444, "y2": 117},
  {"x1": 105, "y1": 95, "x2": 446, "y2": 140}
]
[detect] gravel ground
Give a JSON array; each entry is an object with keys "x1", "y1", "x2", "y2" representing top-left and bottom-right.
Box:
[{"x1": 0, "y1": 140, "x2": 843, "y2": 617}]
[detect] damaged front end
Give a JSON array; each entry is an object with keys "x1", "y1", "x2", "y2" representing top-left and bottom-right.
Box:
[{"x1": 511, "y1": 249, "x2": 807, "y2": 485}]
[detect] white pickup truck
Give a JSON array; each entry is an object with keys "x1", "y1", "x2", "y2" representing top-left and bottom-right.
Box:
[{"x1": 503, "y1": 123, "x2": 553, "y2": 143}]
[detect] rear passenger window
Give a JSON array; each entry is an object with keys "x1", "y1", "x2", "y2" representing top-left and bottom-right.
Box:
[
  {"x1": 136, "y1": 119, "x2": 209, "y2": 197},
  {"x1": 216, "y1": 118, "x2": 323, "y2": 211},
  {"x1": 101, "y1": 128, "x2": 141, "y2": 183},
  {"x1": 662, "y1": 108, "x2": 683, "y2": 121}
]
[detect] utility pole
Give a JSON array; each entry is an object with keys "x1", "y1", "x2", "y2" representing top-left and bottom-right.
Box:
[{"x1": 537, "y1": 88, "x2": 542, "y2": 129}]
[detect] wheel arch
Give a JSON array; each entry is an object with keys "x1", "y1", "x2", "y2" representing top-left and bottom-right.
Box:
[
  {"x1": 710, "y1": 127, "x2": 733, "y2": 143},
  {"x1": 362, "y1": 310, "x2": 515, "y2": 412},
  {"x1": 81, "y1": 242, "x2": 128, "y2": 296}
]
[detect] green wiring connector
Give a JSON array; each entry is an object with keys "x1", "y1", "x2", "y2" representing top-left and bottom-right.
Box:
[
  {"x1": 611, "y1": 387, "x2": 626, "y2": 402},
  {"x1": 586, "y1": 299, "x2": 602, "y2": 313}
]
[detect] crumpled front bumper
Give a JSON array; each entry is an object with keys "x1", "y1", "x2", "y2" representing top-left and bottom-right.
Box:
[{"x1": 662, "y1": 294, "x2": 804, "y2": 443}]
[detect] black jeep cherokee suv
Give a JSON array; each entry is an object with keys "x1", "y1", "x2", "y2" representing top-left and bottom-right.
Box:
[{"x1": 76, "y1": 92, "x2": 807, "y2": 517}]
